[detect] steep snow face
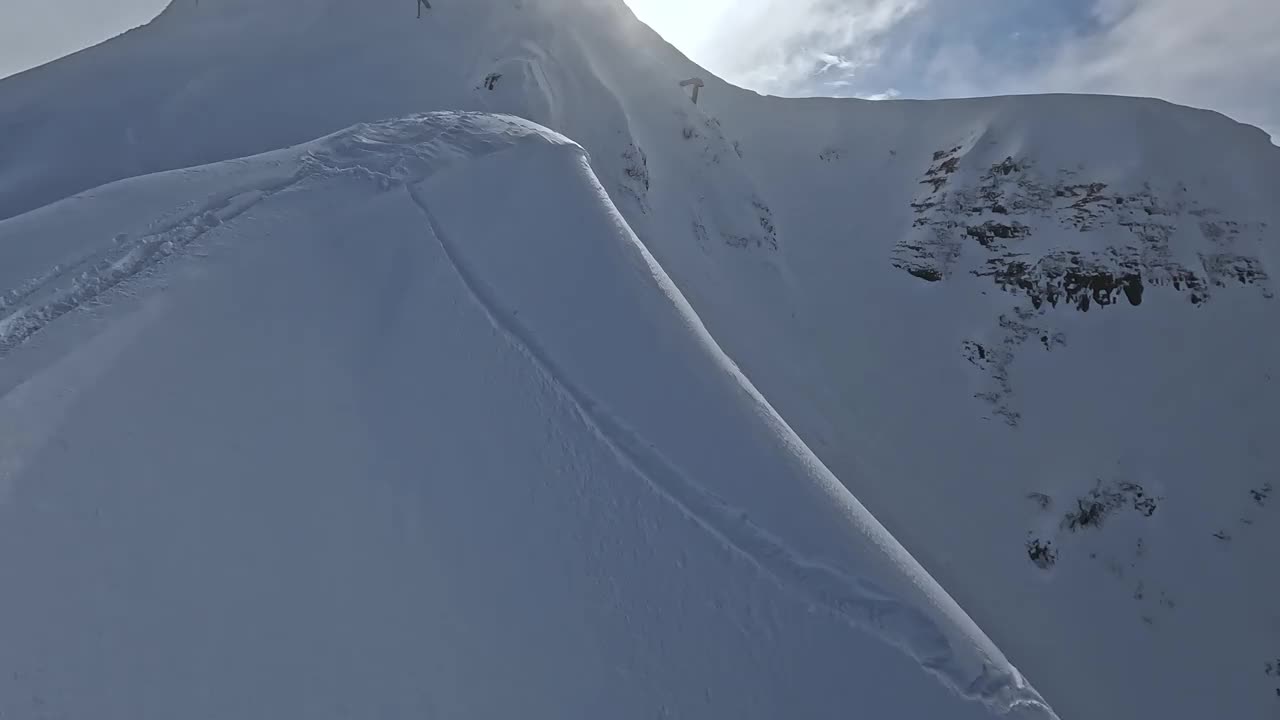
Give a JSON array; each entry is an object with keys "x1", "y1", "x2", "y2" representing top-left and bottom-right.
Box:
[
  {"x1": 698, "y1": 91, "x2": 1280, "y2": 720},
  {"x1": 1, "y1": 1, "x2": 1279, "y2": 719},
  {"x1": 0, "y1": 112, "x2": 1051, "y2": 720}
]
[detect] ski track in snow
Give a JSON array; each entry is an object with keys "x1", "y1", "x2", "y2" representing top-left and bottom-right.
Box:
[
  {"x1": 0, "y1": 113, "x2": 556, "y2": 358},
  {"x1": 0, "y1": 181, "x2": 295, "y2": 356},
  {"x1": 404, "y1": 178, "x2": 1050, "y2": 717}
]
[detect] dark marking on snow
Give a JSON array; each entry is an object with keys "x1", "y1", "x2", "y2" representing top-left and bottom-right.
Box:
[
  {"x1": 1026, "y1": 537, "x2": 1057, "y2": 569},
  {"x1": 933, "y1": 147, "x2": 961, "y2": 162},
  {"x1": 966, "y1": 221, "x2": 1030, "y2": 247},
  {"x1": 1249, "y1": 482, "x2": 1273, "y2": 507},
  {"x1": 905, "y1": 266, "x2": 942, "y2": 282},
  {"x1": 991, "y1": 156, "x2": 1027, "y2": 176},
  {"x1": 691, "y1": 219, "x2": 710, "y2": 248},
  {"x1": 932, "y1": 157, "x2": 960, "y2": 176},
  {"x1": 819, "y1": 147, "x2": 844, "y2": 162},
  {"x1": 622, "y1": 144, "x2": 649, "y2": 191},
  {"x1": 619, "y1": 143, "x2": 651, "y2": 213},
  {"x1": 969, "y1": 306, "x2": 1063, "y2": 425},
  {"x1": 899, "y1": 152, "x2": 1272, "y2": 306},
  {"x1": 1027, "y1": 492, "x2": 1053, "y2": 511},
  {"x1": 749, "y1": 199, "x2": 779, "y2": 251},
  {"x1": 961, "y1": 340, "x2": 990, "y2": 368},
  {"x1": 1124, "y1": 482, "x2": 1159, "y2": 517},
  {"x1": 894, "y1": 149, "x2": 1275, "y2": 426},
  {"x1": 974, "y1": 250, "x2": 1148, "y2": 312},
  {"x1": 1065, "y1": 496, "x2": 1111, "y2": 531},
  {"x1": 920, "y1": 147, "x2": 962, "y2": 192},
  {"x1": 1062, "y1": 480, "x2": 1160, "y2": 532}
]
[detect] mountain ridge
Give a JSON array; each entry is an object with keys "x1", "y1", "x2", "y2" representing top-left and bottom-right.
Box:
[{"x1": 1, "y1": 1, "x2": 1277, "y2": 718}]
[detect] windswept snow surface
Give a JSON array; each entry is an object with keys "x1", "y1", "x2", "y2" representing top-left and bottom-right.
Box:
[
  {"x1": 2, "y1": 0, "x2": 1279, "y2": 718},
  {"x1": 0, "y1": 112, "x2": 1050, "y2": 719}
]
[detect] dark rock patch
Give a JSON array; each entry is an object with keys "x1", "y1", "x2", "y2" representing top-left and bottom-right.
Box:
[
  {"x1": 966, "y1": 221, "x2": 1031, "y2": 247},
  {"x1": 1250, "y1": 483, "x2": 1273, "y2": 507},
  {"x1": 1027, "y1": 537, "x2": 1057, "y2": 569},
  {"x1": 1063, "y1": 480, "x2": 1160, "y2": 532}
]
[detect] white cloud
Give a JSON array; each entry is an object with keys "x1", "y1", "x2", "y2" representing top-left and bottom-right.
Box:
[
  {"x1": 630, "y1": 0, "x2": 1279, "y2": 141},
  {"x1": 815, "y1": 52, "x2": 857, "y2": 75},
  {"x1": 1034, "y1": 0, "x2": 1280, "y2": 139},
  {"x1": 692, "y1": 0, "x2": 924, "y2": 94},
  {"x1": 915, "y1": 0, "x2": 1280, "y2": 139},
  {"x1": 862, "y1": 88, "x2": 902, "y2": 101}
]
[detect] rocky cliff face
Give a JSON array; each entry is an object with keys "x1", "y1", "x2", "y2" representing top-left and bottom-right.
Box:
[{"x1": 894, "y1": 144, "x2": 1272, "y2": 425}]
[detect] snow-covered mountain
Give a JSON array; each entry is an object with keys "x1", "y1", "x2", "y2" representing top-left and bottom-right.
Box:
[{"x1": 1, "y1": 1, "x2": 1276, "y2": 719}]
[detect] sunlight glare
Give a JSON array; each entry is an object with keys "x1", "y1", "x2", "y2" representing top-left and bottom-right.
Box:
[{"x1": 621, "y1": 0, "x2": 732, "y2": 56}]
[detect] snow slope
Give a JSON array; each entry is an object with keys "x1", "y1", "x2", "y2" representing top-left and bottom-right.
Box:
[
  {"x1": 1, "y1": 0, "x2": 1278, "y2": 718},
  {"x1": 699, "y1": 91, "x2": 1280, "y2": 720},
  {"x1": 0, "y1": 111, "x2": 1050, "y2": 719}
]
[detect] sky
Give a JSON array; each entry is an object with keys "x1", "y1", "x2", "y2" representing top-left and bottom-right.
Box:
[
  {"x1": 0, "y1": 0, "x2": 1275, "y2": 141},
  {"x1": 0, "y1": 0, "x2": 167, "y2": 79},
  {"x1": 624, "y1": 0, "x2": 1279, "y2": 142}
]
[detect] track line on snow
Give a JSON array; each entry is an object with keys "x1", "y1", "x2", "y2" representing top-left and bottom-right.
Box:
[
  {"x1": 406, "y1": 183, "x2": 1052, "y2": 717},
  {"x1": 0, "y1": 113, "x2": 565, "y2": 358},
  {"x1": 0, "y1": 180, "x2": 300, "y2": 357},
  {"x1": 0, "y1": 144, "x2": 376, "y2": 357}
]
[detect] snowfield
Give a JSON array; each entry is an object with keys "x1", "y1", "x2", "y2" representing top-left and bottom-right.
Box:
[
  {"x1": 0, "y1": 111, "x2": 1050, "y2": 720},
  {"x1": 1, "y1": 0, "x2": 1277, "y2": 719}
]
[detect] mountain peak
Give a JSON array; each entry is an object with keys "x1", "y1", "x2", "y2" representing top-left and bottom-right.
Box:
[{"x1": 0, "y1": 2, "x2": 1276, "y2": 719}]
